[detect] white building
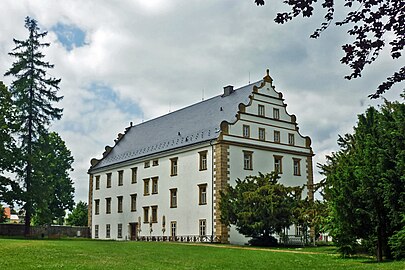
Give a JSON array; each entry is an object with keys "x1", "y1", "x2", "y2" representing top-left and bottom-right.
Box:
[{"x1": 88, "y1": 70, "x2": 314, "y2": 244}]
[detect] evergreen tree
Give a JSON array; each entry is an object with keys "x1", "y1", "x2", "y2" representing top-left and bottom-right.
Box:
[
  {"x1": 66, "y1": 201, "x2": 88, "y2": 227},
  {"x1": 220, "y1": 172, "x2": 299, "y2": 245},
  {"x1": 321, "y1": 99, "x2": 405, "y2": 261},
  {"x1": 4, "y1": 16, "x2": 63, "y2": 236}
]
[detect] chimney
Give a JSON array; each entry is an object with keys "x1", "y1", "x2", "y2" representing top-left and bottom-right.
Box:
[{"x1": 223, "y1": 85, "x2": 234, "y2": 96}]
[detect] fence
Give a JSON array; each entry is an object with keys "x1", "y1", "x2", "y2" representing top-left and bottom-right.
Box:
[{"x1": 0, "y1": 223, "x2": 90, "y2": 238}]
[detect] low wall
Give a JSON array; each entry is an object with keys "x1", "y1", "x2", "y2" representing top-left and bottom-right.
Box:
[{"x1": 0, "y1": 223, "x2": 90, "y2": 238}]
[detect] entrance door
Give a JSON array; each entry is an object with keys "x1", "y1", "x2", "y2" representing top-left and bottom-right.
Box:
[{"x1": 130, "y1": 223, "x2": 138, "y2": 240}]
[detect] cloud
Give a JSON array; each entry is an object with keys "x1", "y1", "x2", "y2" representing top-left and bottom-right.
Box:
[{"x1": 1, "y1": 0, "x2": 403, "y2": 203}]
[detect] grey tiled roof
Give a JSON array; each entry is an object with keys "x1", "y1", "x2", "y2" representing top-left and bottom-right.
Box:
[{"x1": 90, "y1": 81, "x2": 262, "y2": 171}]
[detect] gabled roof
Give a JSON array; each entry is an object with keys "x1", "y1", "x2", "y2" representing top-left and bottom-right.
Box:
[{"x1": 89, "y1": 81, "x2": 262, "y2": 172}]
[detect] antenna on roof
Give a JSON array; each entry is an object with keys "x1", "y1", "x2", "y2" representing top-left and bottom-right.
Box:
[
  {"x1": 248, "y1": 72, "x2": 250, "y2": 84},
  {"x1": 142, "y1": 113, "x2": 144, "y2": 123},
  {"x1": 169, "y1": 101, "x2": 171, "y2": 113},
  {"x1": 202, "y1": 89, "x2": 205, "y2": 101}
]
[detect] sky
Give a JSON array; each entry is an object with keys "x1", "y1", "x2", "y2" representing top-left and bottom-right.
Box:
[{"x1": 0, "y1": 0, "x2": 403, "y2": 204}]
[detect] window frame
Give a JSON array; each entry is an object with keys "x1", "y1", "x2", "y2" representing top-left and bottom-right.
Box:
[
  {"x1": 118, "y1": 170, "x2": 124, "y2": 186},
  {"x1": 171, "y1": 221, "x2": 177, "y2": 237},
  {"x1": 273, "y1": 108, "x2": 280, "y2": 119},
  {"x1": 106, "y1": 224, "x2": 111, "y2": 238},
  {"x1": 258, "y1": 127, "x2": 266, "y2": 141},
  {"x1": 293, "y1": 158, "x2": 301, "y2": 176},
  {"x1": 117, "y1": 196, "x2": 123, "y2": 213},
  {"x1": 151, "y1": 205, "x2": 158, "y2": 223},
  {"x1": 144, "y1": 160, "x2": 150, "y2": 168},
  {"x1": 94, "y1": 224, "x2": 99, "y2": 238},
  {"x1": 170, "y1": 188, "x2": 178, "y2": 208},
  {"x1": 258, "y1": 104, "x2": 265, "y2": 117},
  {"x1": 274, "y1": 130, "x2": 280, "y2": 143},
  {"x1": 198, "y1": 184, "x2": 208, "y2": 205},
  {"x1": 199, "y1": 151, "x2": 208, "y2": 171},
  {"x1": 242, "y1": 125, "x2": 250, "y2": 138},
  {"x1": 105, "y1": 197, "x2": 111, "y2": 214},
  {"x1": 106, "y1": 173, "x2": 112, "y2": 188},
  {"x1": 152, "y1": 159, "x2": 159, "y2": 166},
  {"x1": 117, "y1": 223, "x2": 123, "y2": 238},
  {"x1": 288, "y1": 133, "x2": 295, "y2": 145},
  {"x1": 199, "y1": 219, "x2": 207, "y2": 236},
  {"x1": 170, "y1": 157, "x2": 178, "y2": 176},
  {"x1": 95, "y1": 175, "x2": 100, "y2": 190},
  {"x1": 143, "y1": 207, "x2": 149, "y2": 223},
  {"x1": 274, "y1": 155, "x2": 283, "y2": 174},
  {"x1": 143, "y1": 178, "x2": 150, "y2": 196},
  {"x1": 94, "y1": 199, "x2": 100, "y2": 215},
  {"x1": 151, "y1": 177, "x2": 158, "y2": 194},
  {"x1": 243, "y1": 150, "x2": 253, "y2": 170},
  {"x1": 130, "y1": 194, "x2": 137, "y2": 212},
  {"x1": 131, "y1": 167, "x2": 137, "y2": 183}
]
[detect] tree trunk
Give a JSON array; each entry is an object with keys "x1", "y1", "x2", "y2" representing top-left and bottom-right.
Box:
[{"x1": 376, "y1": 226, "x2": 383, "y2": 262}]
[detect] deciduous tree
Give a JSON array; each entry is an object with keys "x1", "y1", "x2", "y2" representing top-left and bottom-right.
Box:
[
  {"x1": 254, "y1": 0, "x2": 404, "y2": 98},
  {"x1": 321, "y1": 99, "x2": 405, "y2": 261},
  {"x1": 66, "y1": 201, "x2": 88, "y2": 227}
]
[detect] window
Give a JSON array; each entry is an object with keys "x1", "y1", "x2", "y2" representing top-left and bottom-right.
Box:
[
  {"x1": 152, "y1": 177, "x2": 158, "y2": 194},
  {"x1": 143, "y1": 178, "x2": 150, "y2": 195},
  {"x1": 94, "y1": 199, "x2": 100, "y2": 215},
  {"x1": 295, "y1": 224, "x2": 302, "y2": 236},
  {"x1": 259, "y1": 128, "x2": 266, "y2": 141},
  {"x1": 199, "y1": 151, "x2": 207, "y2": 171},
  {"x1": 95, "y1": 176, "x2": 100, "y2": 190},
  {"x1": 152, "y1": 159, "x2": 159, "y2": 166},
  {"x1": 288, "y1": 133, "x2": 295, "y2": 145},
  {"x1": 274, "y1": 155, "x2": 283, "y2": 174},
  {"x1": 106, "y1": 224, "x2": 110, "y2": 238},
  {"x1": 199, "y1": 219, "x2": 207, "y2": 236},
  {"x1": 94, "y1": 225, "x2": 99, "y2": 238},
  {"x1": 117, "y1": 223, "x2": 123, "y2": 238},
  {"x1": 118, "y1": 170, "x2": 123, "y2": 186},
  {"x1": 131, "y1": 194, "x2": 137, "y2": 212},
  {"x1": 143, "y1": 207, "x2": 149, "y2": 223},
  {"x1": 131, "y1": 167, "x2": 137, "y2": 183},
  {"x1": 273, "y1": 108, "x2": 280, "y2": 119},
  {"x1": 117, "y1": 196, "x2": 123, "y2": 213},
  {"x1": 144, "y1": 160, "x2": 150, "y2": 168},
  {"x1": 243, "y1": 151, "x2": 253, "y2": 170},
  {"x1": 293, "y1": 158, "x2": 301, "y2": 176},
  {"x1": 198, "y1": 184, "x2": 207, "y2": 205},
  {"x1": 170, "y1": 157, "x2": 178, "y2": 176},
  {"x1": 106, "y1": 173, "x2": 112, "y2": 188},
  {"x1": 151, "y1": 206, "x2": 158, "y2": 223},
  {"x1": 171, "y1": 221, "x2": 177, "y2": 237},
  {"x1": 274, "y1": 130, "x2": 280, "y2": 143},
  {"x1": 105, "y1": 198, "x2": 111, "y2": 214},
  {"x1": 258, "y1": 104, "x2": 265, "y2": 116},
  {"x1": 170, "y1": 188, "x2": 177, "y2": 208},
  {"x1": 243, "y1": 125, "x2": 250, "y2": 138}
]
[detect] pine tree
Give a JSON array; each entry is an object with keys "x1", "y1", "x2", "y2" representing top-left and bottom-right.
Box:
[{"x1": 4, "y1": 17, "x2": 63, "y2": 236}]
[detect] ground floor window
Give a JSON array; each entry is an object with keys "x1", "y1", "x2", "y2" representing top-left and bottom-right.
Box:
[
  {"x1": 199, "y1": 219, "x2": 206, "y2": 236},
  {"x1": 106, "y1": 224, "x2": 111, "y2": 238},
  {"x1": 118, "y1": 223, "x2": 123, "y2": 238},
  {"x1": 171, "y1": 221, "x2": 177, "y2": 237},
  {"x1": 94, "y1": 225, "x2": 99, "y2": 238}
]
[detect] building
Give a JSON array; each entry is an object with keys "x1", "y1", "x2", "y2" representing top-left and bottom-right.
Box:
[{"x1": 87, "y1": 70, "x2": 314, "y2": 244}]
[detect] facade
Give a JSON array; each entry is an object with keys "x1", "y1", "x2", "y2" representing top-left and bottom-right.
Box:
[{"x1": 88, "y1": 70, "x2": 314, "y2": 244}]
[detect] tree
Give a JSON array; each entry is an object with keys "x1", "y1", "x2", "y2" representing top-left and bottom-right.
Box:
[
  {"x1": 0, "y1": 82, "x2": 18, "y2": 204},
  {"x1": 66, "y1": 201, "x2": 88, "y2": 227},
  {"x1": 0, "y1": 205, "x2": 7, "y2": 223},
  {"x1": 254, "y1": 0, "x2": 404, "y2": 98},
  {"x1": 220, "y1": 172, "x2": 299, "y2": 245},
  {"x1": 4, "y1": 16, "x2": 63, "y2": 235},
  {"x1": 31, "y1": 132, "x2": 75, "y2": 225},
  {"x1": 321, "y1": 99, "x2": 405, "y2": 261}
]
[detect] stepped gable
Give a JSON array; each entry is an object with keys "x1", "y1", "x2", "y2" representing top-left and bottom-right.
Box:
[{"x1": 89, "y1": 81, "x2": 262, "y2": 171}]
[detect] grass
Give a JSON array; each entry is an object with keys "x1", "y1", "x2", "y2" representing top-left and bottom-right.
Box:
[{"x1": 0, "y1": 238, "x2": 404, "y2": 270}]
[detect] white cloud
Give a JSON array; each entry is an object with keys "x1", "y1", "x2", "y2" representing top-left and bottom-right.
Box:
[{"x1": 1, "y1": 0, "x2": 403, "y2": 203}]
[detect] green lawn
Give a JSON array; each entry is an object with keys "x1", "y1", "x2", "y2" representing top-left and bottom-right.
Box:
[{"x1": 0, "y1": 238, "x2": 404, "y2": 270}]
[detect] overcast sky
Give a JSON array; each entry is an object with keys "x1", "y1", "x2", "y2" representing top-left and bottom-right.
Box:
[{"x1": 1, "y1": 0, "x2": 403, "y2": 204}]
